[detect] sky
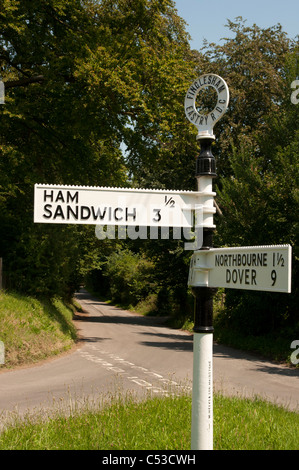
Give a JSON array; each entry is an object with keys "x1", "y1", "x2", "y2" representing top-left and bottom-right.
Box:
[{"x1": 174, "y1": 0, "x2": 298, "y2": 49}]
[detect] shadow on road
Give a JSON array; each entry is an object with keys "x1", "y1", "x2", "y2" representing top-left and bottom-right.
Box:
[
  {"x1": 75, "y1": 289, "x2": 299, "y2": 379},
  {"x1": 138, "y1": 331, "x2": 193, "y2": 352},
  {"x1": 214, "y1": 343, "x2": 299, "y2": 378}
]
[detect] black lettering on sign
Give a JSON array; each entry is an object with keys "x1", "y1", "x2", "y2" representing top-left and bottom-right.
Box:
[
  {"x1": 43, "y1": 204, "x2": 52, "y2": 218},
  {"x1": 165, "y1": 196, "x2": 175, "y2": 207},
  {"x1": 126, "y1": 208, "x2": 136, "y2": 222},
  {"x1": 226, "y1": 269, "x2": 257, "y2": 285},
  {"x1": 215, "y1": 253, "x2": 267, "y2": 267},
  {"x1": 44, "y1": 190, "x2": 54, "y2": 202},
  {"x1": 153, "y1": 209, "x2": 161, "y2": 223},
  {"x1": 67, "y1": 206, "x2": 79, "y2": 220},
  {"x1": 194, "y1": 114, "x2": 201, "y2": 124},
  {"x1": 185, "y1": 106, "x2": 194, "y2": 113},
  {"x1": 55, "y1": 191, "x2": 65, "y2": 202},
  {"x1": 42, "y1": 204, "x2": 137, "y2": 223},
  {"x1": 53, "y1": 205, "x2": 65, "y2": 219},
  {"x1": 67, "y1": 191, "x2": 79, "y2": 203},
  {"x1": 80, "y1": 206, "x2": 91, "y2": 220},
  {"x1": 271, "y1": 270, "x2": 277, "y2": 286},
  {"x1": 43, "y1": 190, "x2": 79, "y2": 204},
  {"x1": 91, "y1": 207, "x2": 107, "y2": 220},
  {"x1": 114, "y1": 207, "x2": 123, "y2": 221}
]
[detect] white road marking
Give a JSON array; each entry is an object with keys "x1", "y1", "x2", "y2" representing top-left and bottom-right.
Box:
[{"x1": 78, "y1": 345, "x2": 190, "y2": 395}]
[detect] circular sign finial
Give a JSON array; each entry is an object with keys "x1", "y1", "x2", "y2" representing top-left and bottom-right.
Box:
[{"x1": 185, "y1": 74, "x2": 229, "y2": 140}]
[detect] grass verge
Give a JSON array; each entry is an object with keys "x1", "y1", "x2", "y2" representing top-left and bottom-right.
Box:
[
  {"x1": 0, "y1": 391, "x2": 298, "y2": 450},
  {"x1": 0, "y1": 290, "x2": 77, "y2": 368}
]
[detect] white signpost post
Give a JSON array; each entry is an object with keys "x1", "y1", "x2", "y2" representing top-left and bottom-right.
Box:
[{"x1": 185, "y1": 74, "x2": 230, "y2": 451}]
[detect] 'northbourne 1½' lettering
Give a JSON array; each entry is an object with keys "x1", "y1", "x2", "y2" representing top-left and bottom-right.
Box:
[{"x1": 215, "y1": 252, "x2": 267, "y2": 267}]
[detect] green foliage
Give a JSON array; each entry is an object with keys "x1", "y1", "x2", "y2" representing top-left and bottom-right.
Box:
[
  {"x1": 0, "y1": 0, "x2": 193, "y2": 296},
  {"x1": 103, "y1": 248, "x2": 155, "y2": 306},
  {"x1": 214, "y1": 47, "x2": 299, "y2": 336}
]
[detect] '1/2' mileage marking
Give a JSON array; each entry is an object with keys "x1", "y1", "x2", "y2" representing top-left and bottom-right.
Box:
[
  {"x1": 272, "y1": 252, "x2": 285, "y2": 286},
  {"x1": 273, "y1": 253, "x2": 285, "y2": 267},
  {"x1": 153, "y1": 195, "x2": 176, "y2": 223}
]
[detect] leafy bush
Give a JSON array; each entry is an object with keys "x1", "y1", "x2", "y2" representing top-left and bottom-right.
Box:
[{"x1": 104, "y1": 249, "x2": 156, "y2": 307}]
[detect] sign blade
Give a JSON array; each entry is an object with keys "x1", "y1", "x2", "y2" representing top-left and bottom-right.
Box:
[
  {"x1": 34, "y1": 184, "x2": 199, "y2": 228},
  {"x1": 189, "y1": 245, "x2": 292, "y2": 293}
]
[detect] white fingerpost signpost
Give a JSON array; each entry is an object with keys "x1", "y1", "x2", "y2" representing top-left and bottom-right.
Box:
[
  {"x1": 33, "y1": 72, "x2": 293, "y2": 452},
  {"x1": 185, "y1": 73, "x2": 230, "y2": 451},
  {"x1": 185, "y1": 74, "x2": 292, "y2": 451}
]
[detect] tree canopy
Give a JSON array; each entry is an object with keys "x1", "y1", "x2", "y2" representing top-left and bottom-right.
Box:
[{"x1": 0, "y1": 0, "x2": 195, "y2": 295}]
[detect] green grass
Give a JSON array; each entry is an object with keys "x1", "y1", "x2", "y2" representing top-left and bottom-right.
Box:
[
  {"x1": 0, "y1": 392, "x2": 298, "y2": 450},
  {"x1": 0, "y1": 290, "x2": 77, "y2": 368}
]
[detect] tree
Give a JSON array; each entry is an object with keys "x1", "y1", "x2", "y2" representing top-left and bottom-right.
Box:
[
  {"x1": 74, "y1": 0, "x2": 198, "y2": 190},
  {"x1": 0, "y1": 0, "x2": 196, "y2": 296},
  {"x1": 214, "y1": 48, "x2": 299, "y2": 335}
]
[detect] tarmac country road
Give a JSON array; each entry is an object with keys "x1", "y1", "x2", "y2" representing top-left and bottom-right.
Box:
[{"x1": 0, "y1": 288, "x2": 298, "y2": 423}]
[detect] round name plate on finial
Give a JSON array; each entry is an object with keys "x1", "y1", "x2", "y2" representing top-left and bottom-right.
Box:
[{"x1": 185, "y1": 74, "x2": 229, "y2": 140}]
